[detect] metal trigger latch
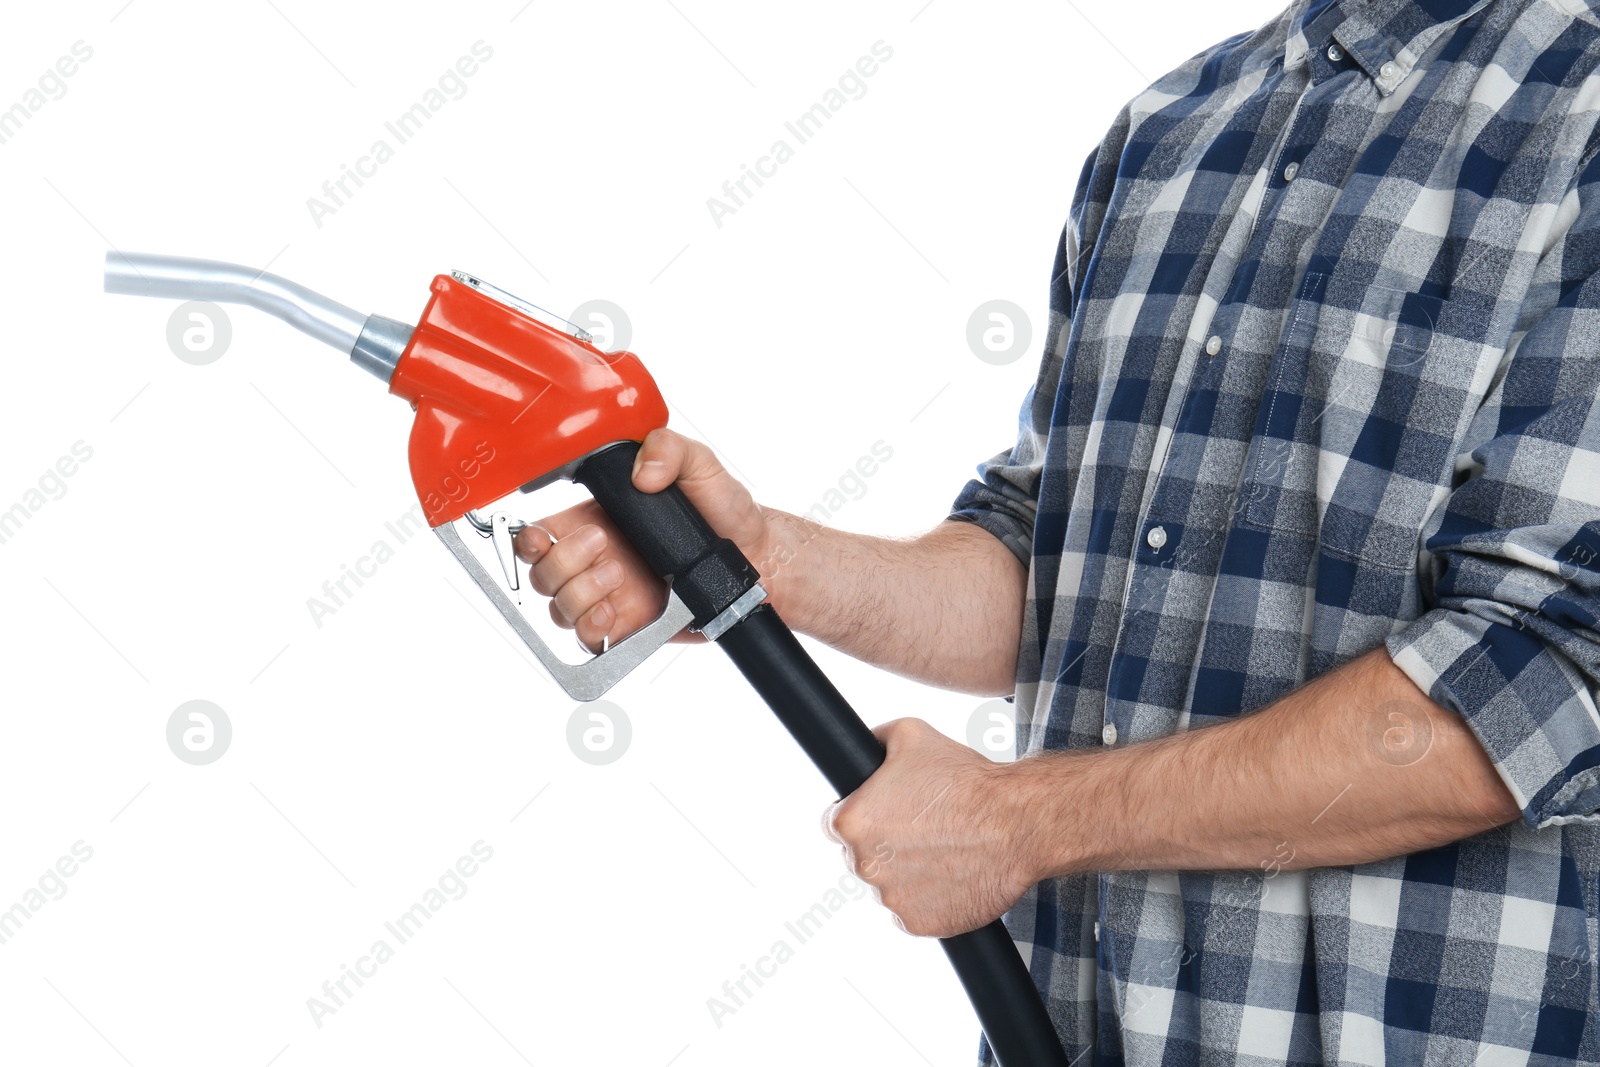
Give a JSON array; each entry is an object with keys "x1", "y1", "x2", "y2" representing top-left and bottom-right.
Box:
[{"x1": 466, "y1": 509, "x2": 526, "y2": 594}]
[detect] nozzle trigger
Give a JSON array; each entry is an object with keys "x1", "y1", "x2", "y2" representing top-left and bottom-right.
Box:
[{"x1": 491, "y1": 512, "x2": 521, "y2": 595}]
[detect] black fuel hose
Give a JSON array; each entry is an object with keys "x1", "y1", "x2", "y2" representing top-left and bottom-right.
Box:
[{"x1": 576, "y1": 443, "x2": 1069, "y2": 1067}]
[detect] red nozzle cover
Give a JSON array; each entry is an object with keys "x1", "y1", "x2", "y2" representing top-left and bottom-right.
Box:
[{"x1": 390, "y1": 275, "x2": 669, "y2": 527}]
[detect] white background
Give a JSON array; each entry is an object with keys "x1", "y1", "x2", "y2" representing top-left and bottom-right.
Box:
[{"x1": 1, "y1": 1, "x2": 1278, "y2": 1064}]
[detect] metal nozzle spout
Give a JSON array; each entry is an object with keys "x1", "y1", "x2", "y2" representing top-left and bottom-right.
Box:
[
  {"x1": 104, "y1": 251, "x2": 411, "y2": 382},
  {"x1": 105, "y1": 252, "x2": 367, "y2": 352}
]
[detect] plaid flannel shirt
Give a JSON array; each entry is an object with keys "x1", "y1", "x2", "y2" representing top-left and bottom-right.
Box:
[{"x1": 950, "y1": 0, "x2": 1600, "y2": 1061}]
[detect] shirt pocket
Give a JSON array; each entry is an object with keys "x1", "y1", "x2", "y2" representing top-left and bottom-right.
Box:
[{"x1": 1237, "y1": 272, "x2": 1471, "y2": 570}]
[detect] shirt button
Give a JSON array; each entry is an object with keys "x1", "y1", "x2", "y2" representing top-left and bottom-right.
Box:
[
  {"x1": 1205, "y1": 334, "x2": 1222, "y2": 356},
  {"x1": 1102, "y1": 722, "x2": 1118, "y2": 746},
  {"x1": 1283, "y1": 161, "x2": 1299, "y2": 182},
  {"x1": 1380, "y1": 61, "x2": 1397, "y2": 80},
  {"x1": 1093, "y1": 920, "x2": 1102, "y2": 942},
  {"x1": 1327, "y1": 43, "x2": 1343, "y2": 62},
  {"x1": 1146, "y1": 525, "x2": 1168, "y2": 550}
]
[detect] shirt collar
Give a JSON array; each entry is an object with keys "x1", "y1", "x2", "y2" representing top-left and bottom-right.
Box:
[{"x1": 1284, "y1": 0, "x2": 1493, "y2": 94}]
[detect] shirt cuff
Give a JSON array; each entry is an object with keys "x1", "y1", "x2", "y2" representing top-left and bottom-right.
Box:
[
  {"x1": 1386, "y1": 608, "x2": 1600, "y2": 830},
  {"x1": 948, "y1": 462, "x2": 1037, "y2": 569}
]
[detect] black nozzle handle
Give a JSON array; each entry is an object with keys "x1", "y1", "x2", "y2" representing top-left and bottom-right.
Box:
[
  {"x1": 573, "y1": 442, "x2": 761, "y2": 629},
  {"x1": 571, "y1": 440, "x2": 1068, "y2": 1067}
]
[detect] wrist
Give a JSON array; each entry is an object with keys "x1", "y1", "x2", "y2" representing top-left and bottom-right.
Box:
[
  {"x1": 1000, "y1": 747, "x2": 1120, "y2": 884},
  {"x1": 749, "y1": 508, "x2": 827, "y2": 631}
]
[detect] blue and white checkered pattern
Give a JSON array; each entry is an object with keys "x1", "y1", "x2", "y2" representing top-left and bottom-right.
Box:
[{"x1": 951, "y1": 0, "x2": 1600, "y2": 1061}]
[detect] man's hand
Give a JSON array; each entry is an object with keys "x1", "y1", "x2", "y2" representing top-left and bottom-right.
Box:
[
  {"x1": 823, "y1": 718, "x2": 1037, "y2": 938},
  {"x1": 513, "y1": 428, "x2": 1029, "y2": 695},
  {"x1": 514, "y1": 428, "x2": 776, "y2": 653},
  {"x1": 822, "y1": 651, "x2": 1523, "y2": 942}
]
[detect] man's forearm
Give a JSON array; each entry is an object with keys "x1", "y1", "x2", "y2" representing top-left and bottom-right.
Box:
[
  {"x1": 1012, "y1": 647, "x2": 1523, "y2": 881},
  {"x1": 758, "y1": 512, "x2": 1026, "y2": 697}
]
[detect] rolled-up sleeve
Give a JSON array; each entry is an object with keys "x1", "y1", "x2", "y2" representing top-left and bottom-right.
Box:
[
  {"x1": 1386, "y1": 151, "x2": 1600, "y2": 830},
  {"x1": 947, "y1": 423, "x2": 1051, "y2": 569}
]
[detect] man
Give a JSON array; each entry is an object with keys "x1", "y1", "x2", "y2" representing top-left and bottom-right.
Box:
[{"x1": 518, "y1": 0, "x2": 1600, "y2": 1060}]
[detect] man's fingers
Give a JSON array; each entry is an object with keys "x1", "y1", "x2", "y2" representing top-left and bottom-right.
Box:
[
  {"x1": 871, "y1": 717, "x2": 931, "y2": 752},
  {"x1": 513, "y1": 500, "x2": 600, "y2": 563},
  {"x1": 635, "y1": 428, "x2": 768, "y2": 552},
  {"x1": 633, "y1": 427, "x2": 724, "y2": 492},
  {"x1": 631, "y1": 428, "x2": 686, "y2": 492},
  {"x1": 525, "y1": 525, "x2": 607, "y2": 598},
  {"x1": 821, "y1": 800, "x2": 845, "y2": 844},
  {"x1": 512, "y1": 522, "x2": 556, "y2": 565},
  {"x1": 576, "y1": 601, "x2": 616, "y2": 651},
  {"x1": 550, "y1": 557, "x2": 624, "y2": 626}
]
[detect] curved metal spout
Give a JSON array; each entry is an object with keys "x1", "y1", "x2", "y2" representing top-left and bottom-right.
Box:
[
  {"x1": 104, "y1": 252, "x2": 366, "y2": 352},
  {"x1": 104, "y1": 251, "x2": 412, "y2": 382}
]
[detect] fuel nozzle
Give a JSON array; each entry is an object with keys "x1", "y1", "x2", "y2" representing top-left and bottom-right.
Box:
[
  {"x1": 102, "y1": 248, "x2": 704, "y2": 698},
  {"x1": 103, "y1": 252, "x2": 412, "y2": 382},
  {"x1": 100, "y1": 250, "x2": 1076, "y2": 1063}
]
